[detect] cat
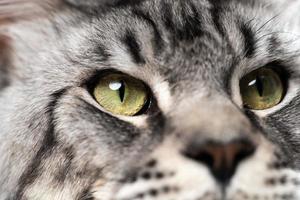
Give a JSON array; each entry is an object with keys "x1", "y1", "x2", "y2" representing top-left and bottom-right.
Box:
[{"x1": 0, "y1": 0, "x2": 299, "y2": 199}]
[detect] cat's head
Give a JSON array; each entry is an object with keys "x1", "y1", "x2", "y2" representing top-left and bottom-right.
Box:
[{"x1": 0, "y1": 0, "x2": 300, "y2": 200}]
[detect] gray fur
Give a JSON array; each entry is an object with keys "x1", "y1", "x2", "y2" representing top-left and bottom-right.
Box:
[{"x1": 0, "y1": 0, "x2": 299, "y2": 199}]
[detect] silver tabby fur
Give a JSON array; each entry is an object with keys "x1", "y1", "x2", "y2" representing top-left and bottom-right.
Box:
[{"x1": 0, "y1": 0, "x2": 300, "y2": 199}]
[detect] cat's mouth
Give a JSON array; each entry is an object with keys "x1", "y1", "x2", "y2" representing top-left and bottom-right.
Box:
[
  {"x1": 107, "y1": 168, "x2": 300, "y2": 200},
  {"x1": 111, "y1": 184, "x2": 299, "y2": 200},
  {"x1": 102, "y1": 142, "x2": 300, "y2": 200},
  {"x1": 105, "y1": 154, "x2": 300, "y2": 200},
  {"x1": 111, "y1": 178, "x2": 300, "y2": 200}
]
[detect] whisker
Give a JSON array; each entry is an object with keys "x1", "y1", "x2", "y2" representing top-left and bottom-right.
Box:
[
  {"x1": 254, "y1": 13, "x2": 281, "y2": 34},
  {"x1": 256, "y1": 31, "x2": 300, "y2": 42}
]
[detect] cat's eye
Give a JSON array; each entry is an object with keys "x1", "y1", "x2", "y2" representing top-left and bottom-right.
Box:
[
  {"x1": 240, "y1": 67, "x2": 285, "y2": 110},
  {"x1": 93, "y1": 73, "x2": 150, "y2": 116}
]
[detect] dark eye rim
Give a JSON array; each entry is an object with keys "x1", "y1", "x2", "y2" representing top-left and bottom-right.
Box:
[
  {"x1": 84, "y1": 69, "x2": 155, "y2": 116},
  {"x1": 240, "y1": 61, "x2": 291, "y2": 110}
]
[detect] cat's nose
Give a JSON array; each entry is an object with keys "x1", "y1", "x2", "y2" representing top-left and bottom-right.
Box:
[{"x1": 182, "y1": 139, "x2": 256, "y2": 184}]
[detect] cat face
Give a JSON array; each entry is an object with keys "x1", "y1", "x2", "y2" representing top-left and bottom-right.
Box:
[{"x1": 0, "y1": 0, "x2": 299, "y2": 200}]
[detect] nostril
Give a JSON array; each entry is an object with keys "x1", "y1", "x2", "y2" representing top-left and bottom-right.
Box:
[
  {"x1": 233, "y1": 142, "x2": 256, "y2": 167},
  {"x1": 182, "y1": 139, "x2": 256, "y2": 184},
  {"x1": 194, "y1": 151, "x2": 214, "y2": 169}
]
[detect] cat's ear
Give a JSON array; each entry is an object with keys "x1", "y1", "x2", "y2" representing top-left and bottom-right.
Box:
[
  {"x1": 0, "y1": 0, "x2": 142, "y2": 24},
  {"x1": 65, "y1": 0, "x2": 118, "y2": 7},
  {"x1": 64, "y1": 0, "x2": 142, "y2": 11},
  {"x1": 0, "y1": 0, "x2": 62, "y2": 25},
  {"x1": 0, "y1": 0, "x2": 60, "y2": 89}
]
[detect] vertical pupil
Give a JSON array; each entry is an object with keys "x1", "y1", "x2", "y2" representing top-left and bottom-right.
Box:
[
  {"x1": 109, "y1": 80, "x2": 126, "y2": 102},
  {"x1": 118, "y1": 80, "x2": 125, "y2": 103},
  {"x1": 255, "y1": 75, "x2": 264, "y2": 97}
]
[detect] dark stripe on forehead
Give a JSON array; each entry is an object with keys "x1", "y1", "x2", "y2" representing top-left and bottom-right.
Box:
[
  {"x1": 160, "y1": 0, "x2": 178, "y2": 49},
  {"x1": 132, "y1": 9, "x2": 165, "y2": 55},
  {"x1": 179, "y1": 0, "x2": 203, "y2": 41},
  {"x1": 161, "y1": 1, "x2": 175, "y2": 32},
  {"x1": 14, "y1": 88, "x2": 68, "y2": 199},
  {"x1": 240, "y1": 22, "x2": 256, "y2": 58},
  {"x1": 121, "y1": 29, "x2": 146, "y2": 65},
  {"x1": 208, "y1": 0, "x2": 227, "y2": 38},
  {"x1": 208, "y1": 0, "x2": 235, "y2": 54},
  {"x1": 161, "y1": 0, "x2": 203, "y2": 42}
]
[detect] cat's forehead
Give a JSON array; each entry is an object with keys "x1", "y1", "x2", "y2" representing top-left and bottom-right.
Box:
[{"x1": 62, "y1": 0, "x2": 254, "y2": 91}]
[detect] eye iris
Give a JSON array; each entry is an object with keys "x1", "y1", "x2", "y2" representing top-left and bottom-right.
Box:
[
  {"x1": 93, "y1": 74, "x2": 148, "y2": 116},
  {"x1": 240, "y1": 68, "x2": 284, "y2": 110}
]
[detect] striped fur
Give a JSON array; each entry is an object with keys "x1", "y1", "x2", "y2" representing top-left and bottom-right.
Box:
[{"x1": 0, "y1": 0, "x2": 300, "y2": 200}]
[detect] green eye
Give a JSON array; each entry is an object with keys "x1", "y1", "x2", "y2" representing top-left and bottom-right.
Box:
[
  {"x1": 240, "y1": 67, "x2": 285, "y2": 110},
  {"x1": 93, "y1": 73, "x2": 149, "y2": 116}
]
